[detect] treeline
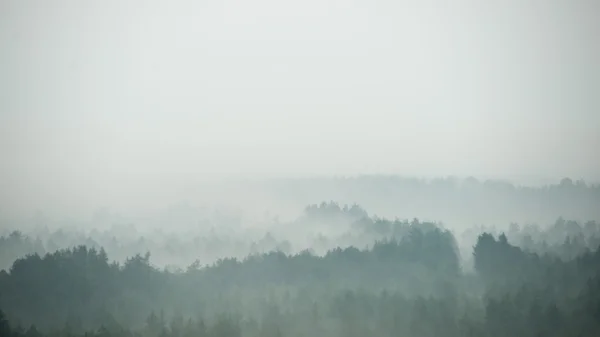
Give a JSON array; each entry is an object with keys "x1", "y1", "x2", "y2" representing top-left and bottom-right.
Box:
[
  {"x1": 3, "y1": 202, "x2": 599, "y2": 271},
  {"x1": 505, "y1": 217, "x2": 600, "y2": 259},
  {"x1": 0, "y1": 222, "x2": 459, "y2": 331},
  {"x1": 473, "y1": 233, "x2": 600, "y2": 336},
  {"x1": 458, "y1": 216, "x2": 600, "y2": 262},
  {"x1": 266, "y1": 176, "x2": 600, "y2": 224},
  {"x1": 0, "y1": 228, "x2": 294, "y2": 272},
  {"x1": 0, "y1": 202, "x2": 430, "y2": 270},
  {"x1": 1, "y1": 214, "x2": 600, "y2": 336},
  {"x1": 1, "y1": 237, "x2": 599, "y2": 336}
]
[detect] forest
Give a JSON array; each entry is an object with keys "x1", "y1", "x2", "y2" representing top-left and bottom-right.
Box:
[
  {"x1": 3, "y1": 0, "x2": 598, "y2": 334},
  {"x1": 1, "y1": 185, "x2": 600, "y2": 336}
]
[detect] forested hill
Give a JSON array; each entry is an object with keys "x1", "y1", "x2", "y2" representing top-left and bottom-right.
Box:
[{"x1": 1, "y1": 221, "x2": 600, "y2": 337}]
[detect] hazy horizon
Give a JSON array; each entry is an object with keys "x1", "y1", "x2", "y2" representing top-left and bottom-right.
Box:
[{"x1": 1, "y1": 0, "x2": 599, "y2": 219}]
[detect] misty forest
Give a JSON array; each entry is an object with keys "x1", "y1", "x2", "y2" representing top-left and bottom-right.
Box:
[
  {"x1": 1, "y1": 177, "x2": 600, "y2": 337},
  {"x1": 2, "y1": 0, "x2": 600, "y2": 336}
]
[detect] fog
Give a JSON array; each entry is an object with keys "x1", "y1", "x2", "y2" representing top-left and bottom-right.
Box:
[
  {"x1": 1, "y1": 0, "x2": 599, "y2": 221},
  {"x1": 1, "y1": 1, "x2": 600, "y2": 336}
]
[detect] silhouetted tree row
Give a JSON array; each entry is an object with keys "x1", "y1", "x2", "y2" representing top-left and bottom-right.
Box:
[
  {"x1": 0, "y1": 223, "x2": 460, "y2": 332},
  {"x1": 2, "y1": 213, "x2": 600, "y2": 336},
  {"x1": 2, "y1": 270, "x2": 600, "y2": 337},
  {"x1": 4, "y1": 198, "x2": 599, "y2": 273},
  {"x1": 268, "y1": 176, "x2": 600, "y2": 224}
]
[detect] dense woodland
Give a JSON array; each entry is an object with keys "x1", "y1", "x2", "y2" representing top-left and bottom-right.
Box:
[
  {"x1": 1, "y1": 184, "x2": 600, "y2": 336},
  {"x1": 3, "y1": 0, "x2": 598, "y2": 332}
]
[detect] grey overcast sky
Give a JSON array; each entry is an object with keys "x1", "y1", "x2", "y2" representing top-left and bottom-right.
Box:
[{"x1": 1, "y1": 0, "x2": 599, "y2": 216}]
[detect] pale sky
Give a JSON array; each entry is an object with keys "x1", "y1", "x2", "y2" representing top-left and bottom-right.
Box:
[{"x1": 1, "y1": 0, "x2": 599, "y2": 217}]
